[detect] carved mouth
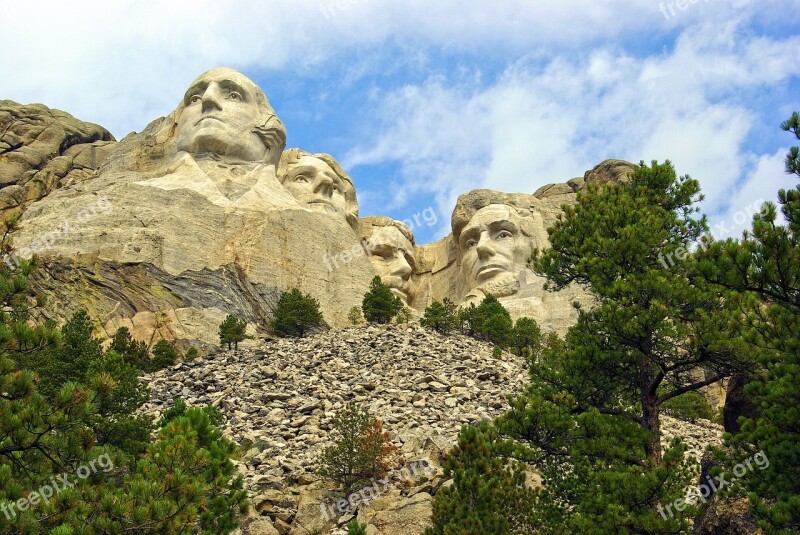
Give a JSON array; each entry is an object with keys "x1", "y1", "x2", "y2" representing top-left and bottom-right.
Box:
[
  {"x1": 308, "y1": 200, "x2": 338, "y2": 211},
  {"x1": 476, "y1": 264, "x2": 507, "y2": 280},
  {"x1": 195, "y1": 116, "x2": 225, "y2": 126},
  {"x1": 389, "y1": 287, "x2": 409, "y2": 302}
]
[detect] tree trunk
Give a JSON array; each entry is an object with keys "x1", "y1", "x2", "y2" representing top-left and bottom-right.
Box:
[{"x1": 640, "y1": 360, "x2": 662, "y2": 465}]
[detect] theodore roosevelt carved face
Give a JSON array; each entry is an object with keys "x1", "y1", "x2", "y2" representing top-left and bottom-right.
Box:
[{"x1": 360, "y1": 218, "x2": 416, "y2": 304}]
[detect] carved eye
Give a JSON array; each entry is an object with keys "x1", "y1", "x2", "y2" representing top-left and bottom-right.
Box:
[
  {"x1": 332, "y1": 184, "x2": 342, "y2": 193},
  {"x1": 294, "y1": 174, "x2": 310, "y2": 183},
  {"x1": 465, "y1": 239, "x2": 478, "y2": 249},
  {"x1": 496, "y1": 231, "x2": 512, "y2": 240},
  {"x1": 189, "y1": 94, "x2": 202, "y2": 104},
  {"x1": 227, "y1": 91, "x2": 242, "y2": 101}
]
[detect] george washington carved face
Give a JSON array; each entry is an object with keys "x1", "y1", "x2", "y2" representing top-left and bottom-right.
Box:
[{"x1": 175, "y1": 67, "x2": 285, "y2": 165}]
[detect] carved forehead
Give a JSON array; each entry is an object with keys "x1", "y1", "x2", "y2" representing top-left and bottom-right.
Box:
[
  {"x1": 372, "y1": 226, "x2": 414, "y2": 249},
  {"x1": 360, "y1": 217, "x2": 415, "y2": 245},
  {"x1": 463, "y1": 204, "x2": 520, "y2": 231},
  {"x1": 188, "y1": 67, "x2": 259, "y2": 94},
  {"x1": 293, "y1": 155, "x2": 338, "y2": 176}
]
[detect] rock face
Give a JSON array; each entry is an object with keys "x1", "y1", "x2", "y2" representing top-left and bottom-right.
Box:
[
  {"x1": 11, "y1": 68, "x2": 375, "y2": 346},
  {"x1": 0, "y1": 100, "x2": 114, "y2": 215},
  {"x1": 5, "y1": 67, "x2": 626, "y2": 346},
  {"x1": 142, "y1": 324, "x2": 723, "y2": 535}
]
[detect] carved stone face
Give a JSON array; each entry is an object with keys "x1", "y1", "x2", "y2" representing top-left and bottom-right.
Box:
[
  {"x1": 458, "y1": 204, "x2": 532, "y2": 297},
  {"x1": 176, "y1": 68, "x2": 270, "y2": 163},
  {"x1": 367, "y1": 226, "x2": 416, "y2": 304},
  {"x1": 281, "y1": 155, "x2": 348, "y2": 216}
]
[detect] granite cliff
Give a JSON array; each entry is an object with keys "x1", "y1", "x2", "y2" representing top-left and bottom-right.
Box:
[{"x1": 3, "y1": 68, "x2": 635, "y2": 349}]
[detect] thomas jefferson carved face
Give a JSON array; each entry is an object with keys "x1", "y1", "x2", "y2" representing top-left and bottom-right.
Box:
[
  {"x1": 282, "y1": 155, "x2": 348, "y2": 216},
  {"x1": 176, "y1": 68, "x2": 280, "y2": 164},
  {"x1": 367, "y1": 225, "x2": 416, "y2": 304},
  {"x1": 458, "y1": 204, "x2": 531, "y2": 297}
]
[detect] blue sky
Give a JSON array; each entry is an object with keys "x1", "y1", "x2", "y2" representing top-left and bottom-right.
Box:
[{"x1": 1, "y1": 1, "x2": 798, "y2": 244}]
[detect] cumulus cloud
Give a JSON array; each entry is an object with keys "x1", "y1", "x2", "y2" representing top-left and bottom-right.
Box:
[
  {"x1": 344, "y1": 21, "x2": 800, "y2": 238},
  {"x1": 0, "y1": 0, "x2": 796, "y2": 243},
  {"x1": 1, "y1": 0, "x2": 792, "y2": 136}
]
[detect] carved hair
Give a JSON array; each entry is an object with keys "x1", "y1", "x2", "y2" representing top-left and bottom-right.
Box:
[
  {"x1": 358, "y1": 216, "x2": 415, "y2": 246},
  {"x1": 451, "y1": 190, "x2": 542, "y2": 244}
]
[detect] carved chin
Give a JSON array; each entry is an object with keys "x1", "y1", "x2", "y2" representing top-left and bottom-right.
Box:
[
  {"x1": 382, "y1": 276, "x2": 411, "y2": 304},
  {"x1": 477, "y1": 272, "x2": 519, "y2": 298}
]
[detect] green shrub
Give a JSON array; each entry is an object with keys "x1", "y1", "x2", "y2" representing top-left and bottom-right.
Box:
[
  {"x1": 271, "y1": 288, "x2": 324, "y2": 337},
  {"x1": 109, "y1": 326, "x2": 150, "y2": 370},
  {"x1": 158, "y1": 397, "x2": 224, "y2": 429},
  {"x1": 396, "y1": 307, "x2": 413, "y2": 324},
  {"x1": 348, "y1": 306, "x2": 363, "y2": 325},
  {"x1": 317, "y1": 402, "x2": 399, "y2": 495},
  {"x1": 347, "y1": 519, "x2": 368, "y2": 535},
  {"x1": 219, "y1": 314, "x2": 248, "y2": 349},
  {"x1": 420, "y1": 298, "x2": 458, "y2": 334},
  {"x1": 512, "y1": 317, "x2": 542, "y2": 358},
  {"x1": 362, "y1": 276, "x2": 402, "y2": 324},
  {"x1": 151, "y1": 339, "x2": 179, "y2": 371},
  {"x1": 661, "y1": 390, "x2": 716, "y2": 422}
]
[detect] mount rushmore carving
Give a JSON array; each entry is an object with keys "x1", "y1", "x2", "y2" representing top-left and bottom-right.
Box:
[{"x1": 3, "y1": 67, "x2": 632, "y2": 346}]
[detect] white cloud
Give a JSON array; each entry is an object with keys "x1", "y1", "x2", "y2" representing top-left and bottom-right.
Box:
[
  {"x1": 711, "y1": 149, "x2": 790, "y2": 239},
  {"x1": 1, "y1": 0, "x2": 793, "y2": 137},
  {"x1": 344, "y1": 21, "x2": 800, "y2": 238},
  {"x1": 0, "y1": 0, "x2": 796, "y2": 243}
]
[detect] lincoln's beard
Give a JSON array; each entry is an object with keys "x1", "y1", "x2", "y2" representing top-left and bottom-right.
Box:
[{"x1": 476, "y1": 271, "x2": 519, "y2": 298}]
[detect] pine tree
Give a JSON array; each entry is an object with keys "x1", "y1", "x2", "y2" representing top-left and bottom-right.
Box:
[
  {"x1": 151, "y1": 339, "x2": 179, "y2": 371},
  {"x1": 0, "y1": 220, "x2": 247, "y2": 534},
  {"x1": 361, "y1": 276, "x2": 402, "y2": 324},
  {"x1": 420, "y1": 299, "x2": 458, "y2": 334},
  {"x1": 475, "y1": 295, "x2": 513, "y2": 348},
  {"x1": 511, "y1": 317, "x2": 542, "y2": 358},
  {"x1": 348, "y1": 305, "x2": 363, "y2": 325},
  {"x1": 699, "y1": 112, "x2": 800, "y2": 532},
  {"x1": 39, "y1": 309, "x2": 103, "y2": 395},
  {"x1": 271, "y1": 288, "x2": 324, "y2": 337},
  {"x1": 86, "y1": 349, "x2": 153, "y2": 455},
  {"x1": 426, "y1": 422, "x2": 539, "y2": 534},
  {"x1": 109, "y1": 325, "x2": 150, "y2": 370},
  {"x1": 317, "y1": 402, "x2": 398, "y2": 495},
  {"x1": 494, "y1": 161, "x2": 750, "y2": 532},
  {"x1": 219, "y1": 314, "x2": 247, "y2": 349},
  {"x1": 457, "y1": 302, "x2": 479, "y2": 336}
]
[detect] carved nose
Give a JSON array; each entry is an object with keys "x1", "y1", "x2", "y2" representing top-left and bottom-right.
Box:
[
  {"x1": 201, "y1": 83, "x2": 223, "y2": 112},
  {"x1": 475, "y1": 233, "x2": 495, "y2": 258},
  {"x1": 390, "y1": 254, "x2": 412, "y2": 279},
  {"x1": 314, "y1": 174, "x2": 334, "y2": 197}
]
